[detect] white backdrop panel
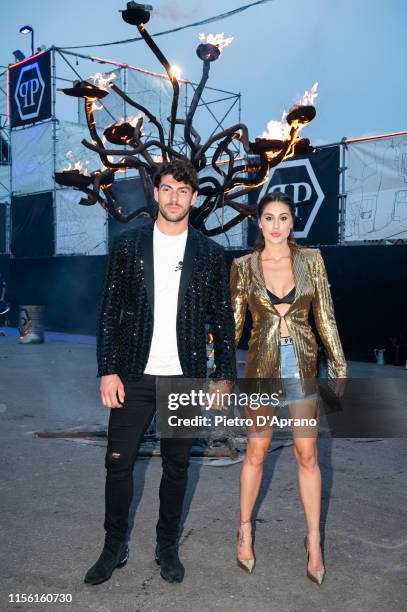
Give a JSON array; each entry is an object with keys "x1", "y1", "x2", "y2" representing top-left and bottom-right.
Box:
[
  {"x1": 55, "y1": 189, "x2": 107, "y2": 255},
  {"x1": 11, "y1": 122, "x2": 54, "y2": 194},
  {"x1": 345, "y1": 134, "x2": 407, "y2": 241},
  {"x1": 56, "y1": 120, "x2": 102, "y2": 174},
  {"x1": 0, "y1": 165, "x2": 10, "y2": 200}
]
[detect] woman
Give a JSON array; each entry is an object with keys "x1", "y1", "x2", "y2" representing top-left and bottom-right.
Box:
[{"x1": 230, "y1": 192, "x2": 347, "y2": 584}]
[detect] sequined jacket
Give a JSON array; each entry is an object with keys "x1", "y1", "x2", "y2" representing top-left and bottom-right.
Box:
[
  {"x1": 97, "y1": 221, "x2": 236, "y2": 381},
  {"x1": 230, "y1": 246, "x2": 347, "y2": 380}
]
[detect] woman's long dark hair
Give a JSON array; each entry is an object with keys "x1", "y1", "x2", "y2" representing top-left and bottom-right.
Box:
[{"x1": 254, "y1": 191, "x2": 298, "y2": 251}]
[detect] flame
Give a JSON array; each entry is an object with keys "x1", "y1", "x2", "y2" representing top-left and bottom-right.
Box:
[
  {"x1": 260, "y1": 82, "x2": 318, "y2": 141},
  {"x1": 296, "y1": 82, "x2": 318, "y2": 106},
  {"x1": 170, "y1": 64, "x2": 182, "y2": 80},
  {"x1": 89, "y1": 71, "x2": 117, "y2": 89},
  {"x1": 207, "y1": 332, "x2": 214, "y2": 357},
  {"x1": 199, "y1": 32, "x2": 234, "y2": 50},
  {"x1": 63, "y1": 150, "x2": 89, "y2": 175},
  {"x1": 127, "y1": 113, "x2": 144, "y2": 127},
  {"x1": 260, "y1": 111, "x2": 290, "y2": 140},
  {"x1": 91, "y1": 100, "x2": 103, "y2": 111}
]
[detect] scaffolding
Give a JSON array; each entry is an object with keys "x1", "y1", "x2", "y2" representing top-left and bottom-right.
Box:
[
  {"x1": 1, "y1": 46, "x2": 244, "y2": 257},
  {"x1": 0, "y1": 67, "x2": 10, "y2": 254}
]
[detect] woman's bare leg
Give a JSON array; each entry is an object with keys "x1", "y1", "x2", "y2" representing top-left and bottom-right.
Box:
[
  {"x1": 291, "y1": 401, "x2": 324, "y2": 571},
  {"x1": 238, "y1": 434, "x2": 272, "y2": 559}
]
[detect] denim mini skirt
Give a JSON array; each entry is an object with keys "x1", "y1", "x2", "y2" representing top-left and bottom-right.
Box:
[{"x1": 279, "y1": 341, "x2": 317, "y2": 407}]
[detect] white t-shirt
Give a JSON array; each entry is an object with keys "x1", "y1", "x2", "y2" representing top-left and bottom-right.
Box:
[{"x1": 144, "y1": 224, "x2": 188, "y2": 375}]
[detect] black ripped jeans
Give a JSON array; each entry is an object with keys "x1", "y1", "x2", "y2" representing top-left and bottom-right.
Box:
[{"x1": 104, "y1": 374, "x2": 193, "y2": 548}]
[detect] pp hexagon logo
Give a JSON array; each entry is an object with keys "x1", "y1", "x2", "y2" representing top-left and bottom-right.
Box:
[
  {"x1": 261, "y1": 158, "x2": 324, "y2": 238},
  {"x1": 14, "y1": 62, "x2": 45, "y2": 122}
]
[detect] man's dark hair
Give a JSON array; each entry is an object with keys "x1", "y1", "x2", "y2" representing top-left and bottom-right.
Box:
[{"x1": 153, "y1": 159, "x2": 199, "y2": 193}]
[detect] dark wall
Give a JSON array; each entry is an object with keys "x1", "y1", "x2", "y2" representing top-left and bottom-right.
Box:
[
  {"x1": 11, "y1": 192, "x2": 54, "y2": 257},
  {"x1": 7, "y1": 255, "x2": 106, "y2": 335},
  {"x1": 3, "y1": 245, "x2": 407, "y2": 362},
  {"x1": 319, "y1": 245, "x2": 407, "y2": 362}
]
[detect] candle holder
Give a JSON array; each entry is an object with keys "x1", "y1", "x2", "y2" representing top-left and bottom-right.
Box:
[{"x1": 57, "y1": 3, "x2": 317, "y2": 234}]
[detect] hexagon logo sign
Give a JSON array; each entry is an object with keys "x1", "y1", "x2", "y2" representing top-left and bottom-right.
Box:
[
  {"x1": 14, "y1": 63, "x2": 45, "y2": 121},
  {"x1": 9, "y1": 51, "x2": 51, "y2": 128}
]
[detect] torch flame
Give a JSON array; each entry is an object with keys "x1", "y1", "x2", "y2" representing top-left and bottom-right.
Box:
[
  {"x1": 91, "y1": 100, "x2": 104, "y2": 111},
  {"x1": 260, "y1": 111, "x2": 290, "y2": 140},
  {"x1": 63, "y1": 150, "x2": 89, "y2": 175},
  {"x1": 260, "y1": 82, "x2": 318, "y2": 141},
  {"x1": 170, "y1": 64, "x2": 182, "y2": 80},
  {"x1": 89, "y1": 71, "x2": 117, "y2": 89},
  {"x1": 296, "y1": 82, "x2": 318, "y2": 106},
  {"x1": 128, "y1": 113, "x2": 144, "y2": 127},
  {"x1": 198, "y1": 32, "x2": 234, "y2": 50}
]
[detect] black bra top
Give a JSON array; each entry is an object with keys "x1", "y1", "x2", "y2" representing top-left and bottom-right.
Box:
[{"x1": 267, "y1": 286, "x2": 296, "y2": 305}]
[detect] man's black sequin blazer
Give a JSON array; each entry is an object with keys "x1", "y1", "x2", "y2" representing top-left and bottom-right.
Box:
[{"x1": 97, "y1": 220, "x2": 236, "y2": 381}]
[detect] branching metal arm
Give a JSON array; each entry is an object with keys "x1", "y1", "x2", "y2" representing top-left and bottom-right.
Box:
[
  {"x1": 81, "y1": 138, "x2": 184, "y2": 164},
  {"x1": 137, "y1": 25, "x2": 179, "y2": 150},
  {"x1": 184, "y1": 61, "x2": 211, "y2": 161},
  {"x1": 109, "y1": 82, "x2": 167, "y2": 160}
]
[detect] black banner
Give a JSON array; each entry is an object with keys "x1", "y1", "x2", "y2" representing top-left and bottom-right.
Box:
[
  {"x1": 8, "y1": 50, "x2": 52, "y2": 129},
  {"x1": 108, "y1": 176, "x2": 154, "y2": 245},
  {"x1": 248, "y1": 146, "x2": 340, "y2": 246},
  {"x1": 0, "y1": 203, "x2": 6, "y2": 253},
  {"x1": 11, "y1": 192, "x2": 54, "y2": 257}
]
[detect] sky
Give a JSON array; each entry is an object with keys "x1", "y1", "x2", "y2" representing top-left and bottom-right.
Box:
[{"x1": 1, "y1": 0, "x2": 406, "y2": 146}]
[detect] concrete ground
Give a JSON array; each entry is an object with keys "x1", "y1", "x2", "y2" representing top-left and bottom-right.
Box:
[{"x1": 1, "y1": 331, "x2": 407, "y2": 612}]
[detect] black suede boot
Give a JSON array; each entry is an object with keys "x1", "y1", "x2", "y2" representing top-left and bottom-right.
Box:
[
  {"x1": 155, "y1": 542, "x2": 185, "y2": 583},
  {"x1": 84, "y1": 541, "x2": 129, "y2": 585}
]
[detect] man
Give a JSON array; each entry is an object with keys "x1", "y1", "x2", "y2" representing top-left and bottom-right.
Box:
[{"x1": 85, "y1": 159, "x2": 236, "y2": 585}]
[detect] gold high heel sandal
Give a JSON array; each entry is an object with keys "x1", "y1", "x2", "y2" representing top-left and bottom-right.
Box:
[
  {"x1": 236, "y1": 520, "x2": 256, "y2": 574},
  {"x1": 304, "y1": 536, "x2": 325, "y2": 585}
]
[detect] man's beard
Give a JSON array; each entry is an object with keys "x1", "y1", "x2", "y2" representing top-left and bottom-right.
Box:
[{"x1": 159, "y1": 204, "x2": 191, "y2": 223}]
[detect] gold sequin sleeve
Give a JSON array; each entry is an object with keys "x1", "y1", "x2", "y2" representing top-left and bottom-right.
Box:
[
  {"x1": 311, "y1": 250, "x2": 347, "y2": 378},
  {"x1": 230, "y1": 258, "x2": 248, "y2": 346}
]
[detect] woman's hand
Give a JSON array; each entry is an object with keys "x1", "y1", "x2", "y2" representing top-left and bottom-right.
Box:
[{"x1": 328, "y1": 376, "x2": 347, "y2": 398}]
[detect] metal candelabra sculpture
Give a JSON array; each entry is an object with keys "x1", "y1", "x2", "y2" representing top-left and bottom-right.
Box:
[{"x1": 55, "y1": 2, "x2": 317, "y2": 236}]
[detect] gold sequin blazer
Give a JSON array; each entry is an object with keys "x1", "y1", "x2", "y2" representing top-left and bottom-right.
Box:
[{"x1": 230, "y1": 246, "x2": 347, "y2": 380}]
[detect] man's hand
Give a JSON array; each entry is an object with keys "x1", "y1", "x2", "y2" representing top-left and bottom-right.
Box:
[{"x1": 100, "y1": 374, "x2": 125, "y2": 408}]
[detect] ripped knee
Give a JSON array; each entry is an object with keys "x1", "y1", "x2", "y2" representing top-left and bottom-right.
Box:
[{"x1": 105, "y1": 449, "x2": 128, "y2": 471}]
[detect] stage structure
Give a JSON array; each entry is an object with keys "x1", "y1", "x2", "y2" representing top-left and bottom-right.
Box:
[
  {"x1": 0, "y1": 67, "x2": 10, "y2": 255},
  {"x1": 2, "y1": 39, "x2": 243, "y2": 258},
  {"x1": 54, "y1": 2, "x2": 318, "y2": 238},
  {"x1": 2, "y1": 2, "x2": 405, "y2": 258},
  {"x1": 341, "y1": 132, "x2": 407, "y2": 243}
]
